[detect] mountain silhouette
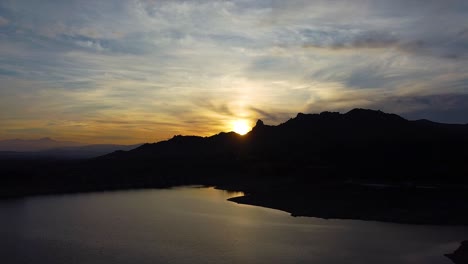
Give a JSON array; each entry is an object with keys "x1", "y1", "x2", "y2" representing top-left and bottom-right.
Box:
[
  {"x1": 0, "y1": 143, "x2": 142, "y2": 159},
  {"x1": 100, "y1": 108, "x2": 468, "y2": 182},
  {"x1": 0, "y1": 137, "x2": 84, "y2": 152}
]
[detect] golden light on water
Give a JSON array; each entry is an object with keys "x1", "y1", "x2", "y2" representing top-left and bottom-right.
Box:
[{"x1": 232, "y1": 120, "x2": 250, "y2": 135}]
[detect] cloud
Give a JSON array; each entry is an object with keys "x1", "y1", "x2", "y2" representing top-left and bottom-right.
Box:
[
  {"x1": 75, "y1": 40, "x2": 104, "y2": 51},
  {"x1": 368, "y1": 93, "x2": 468, "y2": 124},
  {"x1": 301, "y1": 29, "x2": 468, "y2": 60},
  {"x1": 248, "y1": 107, "x2": 292, "y2": 124},
  {"x1": 301, "y1": 30, "x2": 400, "y2": 50},
  {"x1": 0, "y1": 16, "x2": 9, "y2": 26}
]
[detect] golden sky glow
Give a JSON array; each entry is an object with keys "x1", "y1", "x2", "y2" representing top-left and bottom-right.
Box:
[{"x1": 1, "y1": 1, "x2": 468, "y2": 144}]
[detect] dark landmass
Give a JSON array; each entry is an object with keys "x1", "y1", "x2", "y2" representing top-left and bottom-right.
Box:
[
  {"x1": 446, "y1": 241, "x2": 468, "y2": 264},
  {"x1": 1, "y1": 108, "x2": 468, "y2": 225},
  {"x1": 0, "y1": 143, "x2": 142, "y2": 160},
  {"x1": 227, "y1": 183, "x2": 468, "y2": 225},
  {"x1": 0, "y1": 137, "x2": 84, "y2": 152}
]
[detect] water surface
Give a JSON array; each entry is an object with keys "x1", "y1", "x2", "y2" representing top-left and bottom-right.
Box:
[{"x1": 0, "y1": 187, "x2": 466, "y2": 264}]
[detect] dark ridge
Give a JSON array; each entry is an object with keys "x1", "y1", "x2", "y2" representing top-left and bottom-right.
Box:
[
  {"x1": 345, "y1": 108, "x2": 406, "y2": 121},
  {"x1": 86, "y1": 107, "x2": 468, "y2": 185}
]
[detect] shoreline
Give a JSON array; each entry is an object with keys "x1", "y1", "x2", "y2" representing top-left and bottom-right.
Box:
[
  {"x1": 2, "y1": 177, "x2": 468, "y2": 226},
  {"x1": 224, "y1": 183, "x2": 468, "y2": 226}
]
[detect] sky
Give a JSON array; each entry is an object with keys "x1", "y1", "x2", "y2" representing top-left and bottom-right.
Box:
[{"x1": 1, "y1": 0, "x2": 468, "y2": 144}]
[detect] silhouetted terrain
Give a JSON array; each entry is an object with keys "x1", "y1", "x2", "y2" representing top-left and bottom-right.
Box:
[
  {"x1": 0, "y1": 143, "x2": 142, "y2": 160},
  {"x1": 446, "y1": 241, "x2": 468, "y2": 264},
  {"x1": 0, "y1": 137, "x2": 84, "y2": 152},
  {"x1": 101, "y1": 108, "x2": 468, "y2": 182},
  {"x1": 1, "y1": 109, "x2": 468, "y2": 225}
]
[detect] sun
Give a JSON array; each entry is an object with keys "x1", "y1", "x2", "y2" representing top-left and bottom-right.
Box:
[{"x1": 232, "y1": 120, "x2": 250, "y2": 135}]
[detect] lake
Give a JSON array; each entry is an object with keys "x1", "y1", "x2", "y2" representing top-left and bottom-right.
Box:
[{"x1": 0, "y1": 186, "x2": 466, "y2": 264}]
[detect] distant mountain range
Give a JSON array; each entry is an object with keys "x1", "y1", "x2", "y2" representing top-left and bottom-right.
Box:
[
  {"x1": 0, "y1": 137, "x2": 84, "y2": 152},
  {"x1": 0, "y1": 138, "x2": 142, "y2": 159}
]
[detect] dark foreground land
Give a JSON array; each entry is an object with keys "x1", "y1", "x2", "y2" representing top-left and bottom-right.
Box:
[
  {"x1": 446, "y1": 241, "x2": 468, "y2": 264},
  {"x1": 227, "y1": 182, "x2": 468, "y2": 225},
  {"x1": 1, "y1": 109, "x2": 468, "y2": 226}
]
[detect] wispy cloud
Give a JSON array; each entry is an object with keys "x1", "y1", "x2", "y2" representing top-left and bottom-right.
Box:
[{"x1": 0, "y1": 16, "x2": 8, "y2": 26}]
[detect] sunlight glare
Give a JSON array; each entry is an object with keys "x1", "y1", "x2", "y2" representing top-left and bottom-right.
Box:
[{"x1": 232, "y1": 120, "x2": 250, "y2": 135}]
